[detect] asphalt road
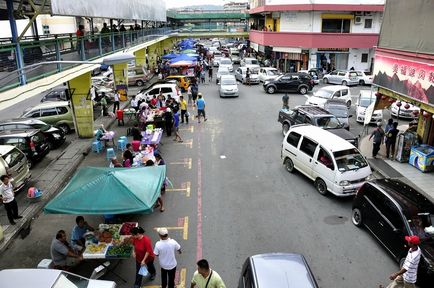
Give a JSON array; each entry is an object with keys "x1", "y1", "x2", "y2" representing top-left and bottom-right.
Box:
[{"x1": 0, "y1": 76, "x2": 401, "y2": 288}]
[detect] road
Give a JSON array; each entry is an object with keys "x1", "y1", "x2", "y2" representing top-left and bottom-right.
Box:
[{"x1": 0, "y1": 76, "x2": 400, "y2": 288}]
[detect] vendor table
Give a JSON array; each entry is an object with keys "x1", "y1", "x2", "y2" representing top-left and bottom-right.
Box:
[
  {"x1": 123, "y1": 109, "x2": 137, "y2": 124},
  {"x1": 140, "y1": 129, "x2": 163, "y2": 145}
]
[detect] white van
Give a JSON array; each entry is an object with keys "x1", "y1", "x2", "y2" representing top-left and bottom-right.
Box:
[
  {"x1": 136, "y1": 83, "x2": 181, "y2": 102},
  {"x1": 281, "y1": 125, "x2": 372, "y2": 196},
  {"x1": 0, "y1": 145, "x2": 31, "y2": 192}
]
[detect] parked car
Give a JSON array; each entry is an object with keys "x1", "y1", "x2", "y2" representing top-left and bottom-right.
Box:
[
  {"x1": 213, "y1": 51, "x2": 223, "y2": 67},
  {"x1": 238, "y1": 253, "x2": 319, "y2": 288},
  {"x1": 235, "y1": 67, "x2": 260, "y2": 85},
  {"x1": 127, "y1": 67, "x2": 149, "y2": 87},
  {"x1": 356, "y1": 90, "x2": 383, "y2": 124},
  {"x1": 323, "y1": 70, "x2": 359, "y2": 86},
  {"x1": 240, "y1": 57, "x2": 260, "y2": 70},
  {"x1": 390, "y1": 101, "x2": 420, "y2": 119},
  {"x1": 136, "y1": 83, "x2": 181, "y2": 102},
  {"x1": 352, "y1": 178, "x2": 434, "y2": 287},
  {"x1": 40, "y1": 87, "x2": 70, "y2": 102},
  {"x1": 277, "y1": 105, "x2": 359, "y2": 147},
  {"x1": 258, "y1": 67, "x2": 280, "y2": 83},
  {"x1": 299, "y1": 69, "x2": 320, "y2": 84},
  {"x1": 21, "y1": 101, "x2": 75, "y2": 134},
  {"x1": 0, "y1": 129, "x2": 50, "y2": 167},
  {"x1": 218, "y1": 57, "x2": 234, "y2": 72},
  {"x1": 324, "y1": 99, "x2": 352, "y2": 130},
  {"x1": 355, "y1": 70, "x2": 373, "y2": 85},
  {"x1": 0, "y1": 269, "x2": 116, "y2": 288},
  {"x1": 0, "y1": 118, "x2": 65, "y2": 149},
  {"x1": 282, "y1": 125, "x2": 371, "y2": 196},
  {"x1": 305, "y1": 85, "x2": 352, "y2": 108},
  {"x1": 219, "y1": 75, "x2": 239, "y2": 98},
  {"x1": 0, "y1": 145, "x2": 31, "y2": 192},
  {"x1": 230, "y1": 48, "x2": 240, "y2": 64},
  {"x1": 264, "y1": 73, "x2": 314, "y2": 95},
  {"x1": 216, "y1": 67, "x2": 231, "y2": 84}
]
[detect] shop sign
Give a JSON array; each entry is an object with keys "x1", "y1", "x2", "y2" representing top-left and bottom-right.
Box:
[
  {"x1": 317, "y1": 48, "x2": 349, "y2": 52},
  {"x1": 373, "y1": 54, "x2": 434, "y2": 106}
]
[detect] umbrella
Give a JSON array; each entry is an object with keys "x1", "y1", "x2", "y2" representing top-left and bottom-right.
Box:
[
  {"x1": 44, "y1": 166, "x2": 166, "y2": 214},
  {"x1": 169, "y1": 54, "x2": 197, "y2": 64},
  {"x1": 162, "y1": 53, "x2": 179, "y2": 60},
  {"x1": 186, "y1": 53, "x2": 200, "y2": 59},
  {"x1": 181, "y1": 49, "x2": 196, "y2": 54},
  {"x1": 170, "y1": 60, "x2": 193, "y2": 67}
]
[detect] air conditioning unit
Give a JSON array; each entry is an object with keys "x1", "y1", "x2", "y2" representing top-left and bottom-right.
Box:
[
  {"x1": 354, "y1": 11, "x2": 363, "y2": 16},
  {"x1": 354, "y1": 16, "x2": 363, "y2": 25},
  {"x1": 364, "y1": 11, "x2": 373, "y2": 16}
]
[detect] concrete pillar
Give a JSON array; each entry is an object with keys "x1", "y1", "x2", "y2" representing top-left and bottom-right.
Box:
[
  {"x1": 68, "y1": 72, "x2": 94, "y2": 138},
  {"x1": 134, "y1": 48, "x2": 146, "y2": 68},
  {"x1": 113, "y1": 63, "x2": 129, "y2": 101}
]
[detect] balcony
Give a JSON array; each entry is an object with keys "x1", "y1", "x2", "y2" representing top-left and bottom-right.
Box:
[{"x1": 249, "y1": 30, "x2": 379, "y2": 49}]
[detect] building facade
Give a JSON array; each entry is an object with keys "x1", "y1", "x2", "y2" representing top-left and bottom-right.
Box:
[{"x1": 248, "y1": 0, "x2": 384, "y2": 72}]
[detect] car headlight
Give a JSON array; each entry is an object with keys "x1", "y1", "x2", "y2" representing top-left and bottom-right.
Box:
[
  {"x1": 365, "y1": 174, "x2": 374, "y2": 181},
  {"x1": 339, "y1": 180, "x2": 350, "y2": 186},
  {"x1": 53, "y1": 133, "x2": 61, "y2": 139}
]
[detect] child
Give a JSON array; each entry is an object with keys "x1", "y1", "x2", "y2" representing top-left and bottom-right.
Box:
[{"x1": 200, "y1": 69, "x2": 206, "y2": 83}]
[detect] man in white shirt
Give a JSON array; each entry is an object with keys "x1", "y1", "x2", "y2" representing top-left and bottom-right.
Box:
[
  {"x1": 382, "y1": 235, "x2": 421, "y2": 288},
  {"x1": 153, "y1": 227, "x2": 182, "y2": 288},
  {"x1": 113, "y1": 90, "x2": 120, "y2": 113},
  {"x1": 0, "y1": 175, "x2": 22, "y2": 225}
]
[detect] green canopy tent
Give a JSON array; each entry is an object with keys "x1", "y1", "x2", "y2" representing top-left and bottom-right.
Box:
[{"x1": 44, "y1": 166, "x2": 166, "y2": 214}]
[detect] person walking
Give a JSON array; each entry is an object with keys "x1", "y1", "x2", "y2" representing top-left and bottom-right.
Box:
[
  {"x1": 153, "y1": 228, "x2": 182, "y2": 288},
  {"x1": 1, "y1": 175, "x2": 22, "y2": 225},
  {"x1": 190, "y1": 259, "x2": 226, "y2": 288},
  {"x1": 380, "y1": 236, "x2": 421, "y2": 288},
  {"x1": 282, "y1": 93, "x2": 289, "y2": 110},
  {"x1": 369, "y1": 122, "x2": 385, "y2": 159},
  {"x1": 180, "y1": 96, "x2": 189, "y2": 124},
  {"x1": 173, "y1": 109, "x2": 183, "y2": 143},
  {"x1": 191, "y1": 81, "x2": 199, "y2": 108},
  {"x1": 164, "y1": 108, "x2": 174, "y2": 137},
  {"x1": 385, "y1": 122, "x2": 399, "y2": 160},
  {"x1": 196, "y1": 93, "x2": 207, "y2": 123},
  {"x1": 208, "y1": 64, "x2": 213, "y2": 83},
  {"x1": 187, "y1": 85, "x2": 193, "y2": 105},
  {"x1": 113, "y1": 90, "x2": 120, "y2": 113},
  {"x1": 246, "y1": 68, "x2": 251, "y2": 86},
  {"x1": 130, "y1": 227, "x2": 156, "y2": 288}
]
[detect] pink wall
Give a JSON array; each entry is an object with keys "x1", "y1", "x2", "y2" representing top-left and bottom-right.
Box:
[
  {"x1": 249, "y1": 4, "x2": 384, "y2": 14},
  {"x1": 249, "y1": 31, "x2": 379, "y2": 49}
]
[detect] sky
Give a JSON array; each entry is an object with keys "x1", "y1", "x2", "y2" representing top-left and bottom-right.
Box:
[{"x1": 165, "y1": 0, "x2": 245, "y2": 9}]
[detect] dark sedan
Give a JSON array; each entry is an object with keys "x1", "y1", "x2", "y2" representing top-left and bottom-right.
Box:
[{"x1": 263, "y1": 73, "x2": 314, "y2": 95}]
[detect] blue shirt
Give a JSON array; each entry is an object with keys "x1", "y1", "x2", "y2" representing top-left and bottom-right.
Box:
[
  {"x1": 71, "y1": 225, "x2": 87, "y2": 243},
  {"x1": 174, "y1": 112, "x2": 180, "y2": 128},
  {"x1": 196, "y1": 98, "x2": 205, "y2": 110}
]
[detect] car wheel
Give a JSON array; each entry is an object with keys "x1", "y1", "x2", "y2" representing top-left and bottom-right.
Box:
[
  {"x1": 314, "y1": 178, "x2": 328, "y2": 195},
  {"x1": 282, "y1": 123, "x2": 290, "y2": 136},
  {"x1": 299, "y1": 86, "x2": 308, "y2": 95},
  {"x1": 323, "y1": 78, "x2": 328, "y2": 84},
  {"x1": 47, "y1": 141, "x2": 54, "y2": 150},
  {"x1": 58, "y1": 124, "x2": 70, "y2": 134},
  {"x1": 346, "y1": 100, "x2": 352, "y2": 109},
  {"x1": 342, "y1": 80, "x2": 348, "y2": 86},
  {"x1": 351, "y1": 208, "x2": 363, "y2": 227},
  {"x1": 136, "y1": 80, "x2": 144, "y2": 87},
  {"x1": 359, "y1": 80, "x2": 365, "y2": 85},
  {"x1": 267, "y1": 86, "x2": 276, "y2": 94},
  {"x1": 284, "y1": 158, "x2": 295, "y2": 173}
]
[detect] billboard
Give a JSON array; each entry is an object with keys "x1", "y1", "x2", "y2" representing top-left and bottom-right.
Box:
[
  {"x1": 51, "y1": 0, "x2": 166, "y2": 21},
  {"x1": 373, "y1": 53, "x2": 434, "y2": 106}
]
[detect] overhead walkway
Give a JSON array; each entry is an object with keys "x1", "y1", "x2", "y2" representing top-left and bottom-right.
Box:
[{"x1": 167, "y1": 10, "x2": 249, "y2": 22}]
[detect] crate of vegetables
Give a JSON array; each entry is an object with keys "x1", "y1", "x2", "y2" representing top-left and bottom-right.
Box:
[
  {"x1": 119, "y1": 222, "x2": 138, "y2": 236},
  {"x1": 105, "y1": 243, "x2": 133, "y2": 259}
]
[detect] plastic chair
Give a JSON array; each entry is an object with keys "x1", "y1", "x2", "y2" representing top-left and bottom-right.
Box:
[
  {"x1": 106, "y1": 148, "x2": 116, "y2": 160},
  {"x1": 119, "y1": 136, "x2": 128, "y2": 142},
  {"x1": 92, "y1": 141, "x2": 102, "y2": 153},
  {"x1": 132, "y1": 140, "x2": 141, "y2": 152},
  {"x1": 117, "y1": 139, "x2": 126, "y2": 151},
  {"x1": 116, "y1": 110, "x2": 124, "y2": 126}
]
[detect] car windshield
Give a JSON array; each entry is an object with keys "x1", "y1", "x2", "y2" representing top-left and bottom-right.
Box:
[
  {"x1": 408, "y1": 213, "x2": 434, "y2": 241},
  {"x1": 315, "y1": 89, "x2": 334, "y2": 99},
  {"x1": 220, "y1": 59, "x2": 231, "y2": 65},
  {"x1": 53, "y1": 272, "x2": 90, "y2": 288},
  {"x1": 359, "y1": 97, "x2": 374, "y2": 107},
  {"x1": 267, "y1": 70, "x2": 279, "y2": 75},
  {"x1": 326, "y1": 106, "x2": 348, "y2": 118},
  {"x1": 222, "y1": 79, "x2": 236, "y2": 85},
  {"x1": 2, "y1": 149, "x2": 25, "y2": 167},
  {"x1": 333, "y1": 148, "x2": 369, "y2": 172},
  {"x1": 219, "y1": 69, "x2": 230, "y2": 75},
  {"x1": 315, "y1": 116, "x2": 342, "y2": 129}
]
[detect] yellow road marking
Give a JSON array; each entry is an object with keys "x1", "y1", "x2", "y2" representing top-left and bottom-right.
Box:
[
  {"x1": 166, "y1": 181, "x2": 191, "y2": 197},
  {"x1": 179, "y1": 126, "x2": 194, "y2": 133},
  {"x1": 169, "y1": 158, "x2": 192, "y2": 169},
  {"x1": 182, "y1": 217, "x2": 189, "y2": 241},
  {"x1": 175, "y1": 139, "x2": 193, "y2": 148},
  {"x1": 154, "y1": 217, "x2": 189, "y2": 240}
]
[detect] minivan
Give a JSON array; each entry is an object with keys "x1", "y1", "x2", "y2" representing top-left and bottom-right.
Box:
[
  {"x1": 281, "y1": 125, "x2": 372, "y2": 196},
  {"x1": 238, "y1": 253, "x2": 319, "y2": 288},
  {"x1": 352, "y1": 179, "x2": 434, "y2": 286},
  {"x1": 0, "y1": 145, "x2": 31, "y2": 192},
  {"x1": 136, "y1": 83, "x2": 181, "y2": 102}
]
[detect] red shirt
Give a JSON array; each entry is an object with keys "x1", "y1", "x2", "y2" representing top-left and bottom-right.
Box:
[
  {"x1": 151, "y1": 98, "x2": 158, "y2": 106},
  {"x1": 132, "y1": 235, "x2": 154, "y2": 263}
]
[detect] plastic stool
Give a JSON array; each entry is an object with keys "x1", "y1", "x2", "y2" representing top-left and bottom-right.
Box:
[
  {"x1": 92, "y1": 141, "x2": 102, "y2": 153},
  {"x1": 106, "y1": 148, "x2": 116, "y2": 160},
  {"x1": 132, "y1": 140, "x2": 141, "y2": 152},
  {"x1": 117, "y1": 139, "x2": 126, "y2": 151},
  {"x1": 116, "y1": 110, "x2": 124, "y2": 126},
  {"x1": 119, "y1": 136, "x2": 128, "y2": 142}
]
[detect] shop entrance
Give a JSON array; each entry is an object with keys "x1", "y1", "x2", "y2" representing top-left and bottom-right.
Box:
[{"x1": 317, "y1": 52, "x2": 349, "y2": 72}]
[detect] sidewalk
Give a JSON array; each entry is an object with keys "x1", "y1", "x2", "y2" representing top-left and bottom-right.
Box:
[{"x1": 359, "y1": 135, "x2": 434, "y2": 203}]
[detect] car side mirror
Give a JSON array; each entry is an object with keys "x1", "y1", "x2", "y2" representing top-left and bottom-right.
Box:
[{"x1": 348, "y1": 115, "x2": 353, "y2": 118}]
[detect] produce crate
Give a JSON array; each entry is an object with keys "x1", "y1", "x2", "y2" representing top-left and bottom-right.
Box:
[
  {"x1": 105, "y1": 244, "x2": 133, "y2": 259},
  {"x1": 83, "y1": 243, "x2": 110, "y2": 259},
  {"x1": 119, "y1": 222, "x2": 138, "y2": 236}
]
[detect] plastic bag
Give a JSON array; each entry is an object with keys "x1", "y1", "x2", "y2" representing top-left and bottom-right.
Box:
[{"x1": 138, "y1": 265, "x2": 149, "y2": 277}]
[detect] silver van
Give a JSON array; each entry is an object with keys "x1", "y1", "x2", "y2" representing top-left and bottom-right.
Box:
[{"x1": 0, "y1": 145, "x2": 31, "y2": 192}]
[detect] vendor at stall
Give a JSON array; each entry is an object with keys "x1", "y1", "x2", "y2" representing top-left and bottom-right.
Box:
[
  {"x1": 50, "y1": 230, "x2": 83, "y2": 270},
  {"x1": 71, "y1": 216, "x2": 95, "y2": 248}
]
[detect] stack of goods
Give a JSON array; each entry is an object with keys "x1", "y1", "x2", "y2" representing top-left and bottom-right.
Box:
[
  {"x1": 27, "y1": 187, "x2": 42, "y2": 199},
  {"x1": 106, "y1": 243, "x2": 133, "y2": 258},
  {"x1": 83, "y1": 243, "x2": 109, "y2": 259}
]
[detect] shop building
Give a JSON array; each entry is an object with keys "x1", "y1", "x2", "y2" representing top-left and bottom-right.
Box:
[
  {"x1": 373, "y1": 0, "x2": 434, "y2": 148},
  {"x1": 248, "y1": 0, "x2": 384, "y2": 72}
]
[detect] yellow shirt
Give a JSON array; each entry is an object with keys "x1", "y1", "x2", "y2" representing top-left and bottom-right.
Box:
[
  {"x1": 191, "y1": 270, "x2": 226, "y2": 288},
  {"x1": 180, "y1": 99, "x2": 187, "y2": 111}
]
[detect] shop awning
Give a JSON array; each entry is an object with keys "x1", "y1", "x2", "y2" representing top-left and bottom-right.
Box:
[
  {"x1": 273, "y1": 47, "x2": 302, "y2": 53},
  {"x1": 44, "y1": 166, "x2": 166, "y2": 215},
  {"x1": 321, "y1": 13, "x2": 354, "y2": 19}
]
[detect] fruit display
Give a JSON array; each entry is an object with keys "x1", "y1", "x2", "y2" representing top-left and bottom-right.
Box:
[
  {"x1": 107, "y1": 224, "x2": 122, "y2": 240},
  {"x1": 119, "y1": 222, "x2": 138, "y2": 235},
  {"x1": 83, "y1": 243, "x2": 109, "y2": 259},
  {"x1": 106, "y1": 243, "x2": 133, "y2": 258},
  {"x1": 99, "y1": 230, "x2": 113, "y2": 243}
]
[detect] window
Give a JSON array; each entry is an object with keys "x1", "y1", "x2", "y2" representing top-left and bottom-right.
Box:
[
  {"x1": 286, "y1": 131, "x2": 301, "y2": 147},
  {"x1": 3, "y1": 149, "x2": 25, "y2": 167},
  {"x1": 342, "y1": 89, "x2": 349, "y2": 96},
  {"x1": 3, "y1": 138, "x2": 27, "y2": 151},
  {"x1": 322, "y1": 19, "x2": 350, "y2": 33},
  {"x1": 41, "y1": 108, "x2": 58, "y2": 117},
  {"x1": 161, "y1": 87, "x2": 172, "y2": 94},
  {"x1": 338, "y1": 72, "x2": 346, "y2": 76},
  {"x1": 0, "y1": 124, "x2": 17, "y2": 130},
  {"x1": 56, "y1": 107, "x2": 69, "y2": 115},
  {"x1": 382, "y1": 198, "x2": 404, "y2": 229},
  {"x1": 304, "y1": 116, "x2": 313, "y2": 125},
  {"x1": 27, "y1": 110, "x2": 41, "y2": 118},
  {"x1": 300, "y1": 137, "x2": 318, "y2": 157},
  {"x1": 15, "y1": 124, "x2": 30, "y2": 129},
  {"x1": 317, "y1": 147, "x2": 334, "y2": 170},
  {"x1": 293, "y1": 112, "x2": 306, "y2": 124},
  {"x1": 361, "y1": 53, "x2": 369, "y2": 63},
  {"x1": 364, "y1": 18, "x2": 373, "y2": 29}
]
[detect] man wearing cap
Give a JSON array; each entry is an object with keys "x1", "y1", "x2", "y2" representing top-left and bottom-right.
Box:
[
  {"x1": 382, "y1": 235, "x2": 421, "y2": 288},
  {"x1": 154, "y1": 227, "x2": 182, "y2": 288},
  {"x1": 369, "y1": 121, "x2": 385, "y2": 159}
]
